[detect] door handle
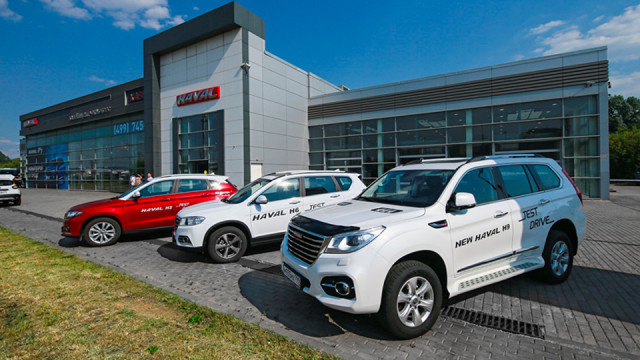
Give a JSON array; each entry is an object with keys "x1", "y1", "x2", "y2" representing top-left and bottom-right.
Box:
[
  {"x1": 330, "y1": 194, "x2": 340, "y2": 198},
  {"x1": 494, "y1": 211, "x2": 509, "y2": 218},
  {"x1": 539, "y1": 199, "x2": 550, "y2": 205},
  {"x1": 289, "y1": 200, "x2": 301, "y2": 204}
]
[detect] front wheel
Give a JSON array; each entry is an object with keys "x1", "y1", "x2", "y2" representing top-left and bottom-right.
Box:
[
  {"x1": 83, "y1": 217, "x2": 121, "y2": 247},
  {"x1": 207, "y1": 226, "x2": 248, "y2": 263},
  {"x1": 377, "y1": 260, "x2": 443, "y2": 339},
  {"x1": 538, "y1": 230, "x2": 574, "y2": 284}
]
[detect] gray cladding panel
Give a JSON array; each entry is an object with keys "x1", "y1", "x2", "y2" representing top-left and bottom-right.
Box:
[{"x1": 308, "y1": 61, "x2": 609, "y2": 119}]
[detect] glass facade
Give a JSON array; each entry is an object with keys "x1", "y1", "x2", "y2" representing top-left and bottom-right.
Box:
[
  {"x1": 309, "y1": 96, "x2": 601, "y2": 198},
  {"x1": 25, "y1": 113, "x2": 145, "y2": 192},
  {"x1": 175, "y1": 110, "x2": 224, "y2": 175}
]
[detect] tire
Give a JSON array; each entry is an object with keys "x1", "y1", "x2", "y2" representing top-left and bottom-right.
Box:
[
  {"x1": 377, "y1": 260, "x2": 443, "y2": 339},
  {"x1": 13, "y1": 198, "x2": 21, "y2": 206},
  {"x1": 538, "y1": 230, "x2": 574, "y2": 284},
  {"x1": 207, "y1": 226, "x2": 248, "y2": 263},
  {"x1": 83, "y1": 217, "x2": 121, "y2": 247}
]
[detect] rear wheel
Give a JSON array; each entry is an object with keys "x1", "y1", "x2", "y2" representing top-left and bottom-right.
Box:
[
  {"x1": 83, "y1": 217, "x2": 121, "y2": 247},
  {"x1": 377, "y1": 260, "x2": 443, "y2": 339},
  {"x1": 13, "y1": 198, "x2": 21, "y2": 206},
  {"x1": 538, "y1": 230, "x2": 574, "y2": 283},
  {"x1": 207, "y1": 226, "x2": 247, "y2": 263}
]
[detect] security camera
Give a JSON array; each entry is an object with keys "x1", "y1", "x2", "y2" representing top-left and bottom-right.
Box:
[{"x1": 240, "y1": 63, "x2": 251, "y2": 69}]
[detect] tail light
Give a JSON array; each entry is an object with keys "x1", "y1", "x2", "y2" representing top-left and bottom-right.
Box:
[
  {"x1": 562, "y1": 169, "x2": 583, "y2": 205},
  {"x1": 12, "y1": 184, "x2": 18, "y2": 189}
]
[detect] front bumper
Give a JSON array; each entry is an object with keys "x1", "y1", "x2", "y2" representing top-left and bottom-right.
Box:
[
  {"x1": 173, "y1": 223, "x2": 208, "y2": 248},
  {"x1": 61, "y1": 218, "x2": 82, "y2": 237},
  {"x1": 280, "y1": 232, "x2": 389, "y2": 314}
]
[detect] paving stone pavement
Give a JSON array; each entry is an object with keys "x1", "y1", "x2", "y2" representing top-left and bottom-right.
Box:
[{"x1": 0, "y1": 186, "x2": 638, "y2": 359}]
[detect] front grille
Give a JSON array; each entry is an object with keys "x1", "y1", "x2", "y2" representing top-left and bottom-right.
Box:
[
  {"x1": 286, "y1": 224, "x2": 328, "y2": 265},
  {"x1": 174, "y1": 216, "x2": 181, "y2": 231}
]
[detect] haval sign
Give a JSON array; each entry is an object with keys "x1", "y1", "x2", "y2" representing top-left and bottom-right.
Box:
[
  {"x1": 176, "y1": 86, "x2": 220, "y2": 107},
  {"x1": 23, "y1": 118, "x2": 38, "y2": 128}
]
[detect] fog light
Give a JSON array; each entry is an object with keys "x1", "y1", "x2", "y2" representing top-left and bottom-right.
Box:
[
  {"x1": 177, "y1": 236, "x2": 192, "y2": 246},
  {"x1": 321, "y1": 276, "x2": 355, "y2": 299}
]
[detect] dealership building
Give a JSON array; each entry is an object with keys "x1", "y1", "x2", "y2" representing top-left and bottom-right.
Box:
[{"x1": 19, "y1": 2, "x2": 610, "y2": 198}]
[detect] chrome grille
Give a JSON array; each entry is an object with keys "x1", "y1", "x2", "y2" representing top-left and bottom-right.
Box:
[{"x1": 287, "y1": 224, "x2": 328, "y2": 265}]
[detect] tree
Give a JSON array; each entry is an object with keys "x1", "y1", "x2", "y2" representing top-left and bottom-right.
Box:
[
  {"x1": 0, "y1": 151, "x2": 10, "y2": 164},
  {"x1": 609, "y1": 128, "x2": 640, "y2": 179},
  {"x1": 608, "y1": 94, "x2": 640, "y2": 132},
  {"x1": 0, "y1": 158, "x2": 20, "y2": 169}
]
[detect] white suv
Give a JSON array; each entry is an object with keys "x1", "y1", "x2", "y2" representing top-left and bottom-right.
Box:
[
  {"x1": 174, "y1": 170, "x2": 366, "y2": 263},
  {"x1": 0, "y1": 175, "x2": 21, "y2": 206},
  {"x1": 280, "y1": 155, "x2": 586, "y2": 339}
]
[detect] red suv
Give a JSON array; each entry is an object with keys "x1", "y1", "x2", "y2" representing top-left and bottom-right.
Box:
[{"x1": 62, "y1": 174, "x2": 237, "y2": 246}]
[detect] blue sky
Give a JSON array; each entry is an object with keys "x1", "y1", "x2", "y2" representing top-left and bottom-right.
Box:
[{"x1": 1, "y1": 0, "x2": 640, "y2": 158}]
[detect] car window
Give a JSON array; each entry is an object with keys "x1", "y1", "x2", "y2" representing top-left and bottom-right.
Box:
[
  {"x1": 139, "y1": 180, "x2": 174, "y2": 198},
  {"x1": 528, "y1": 164, "x2": 561, "y2": 190},
  {"x1": 336, "y1": 176, "x2": 353, "y2": 190},
  {"x1": 262, "y1": 178, "x2": 300, "y2": 202},
  {"x1": 0, "y1": 180, "x2": 13, "y2": 186},
  {"x1": 454, "y1": 168, "x2": 499, "y2": 205},
  {"x1": 304, "y1": 176, "x2": 337, "y2": 196},
  {"x1": 495, "y1": 165, "x2": 534, "y2": 198},
  {"x1": 177, "y1": 179, "x2": 208, "y2": 193},
  {"x1": 358, "y1": 169, "x2": 454, "y2": 207}
]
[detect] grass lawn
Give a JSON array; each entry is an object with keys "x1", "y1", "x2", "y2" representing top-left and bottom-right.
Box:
[{"x1": 0, "y1": 227, "x2": 335, "y2": 359}]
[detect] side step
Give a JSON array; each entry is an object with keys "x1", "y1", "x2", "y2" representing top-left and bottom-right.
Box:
[{"x1": 459, "y1": 262, "x2": 539, "y2": 290}]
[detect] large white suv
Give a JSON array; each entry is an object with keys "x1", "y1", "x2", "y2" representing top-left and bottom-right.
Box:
[
  {"x1": 174, "y1": 170, "x2": 366, "y2": 263},
  {"x1": 280, "y1": 155, "x2": 586, "y2": 339},
  {"x1": 0, "y1": 174, "x2": 21, "y2": 206}
]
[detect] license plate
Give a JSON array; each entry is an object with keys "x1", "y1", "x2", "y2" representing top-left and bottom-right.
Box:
[{"x1": 282, "y1": 264, "x2": 301, "y2": 289}]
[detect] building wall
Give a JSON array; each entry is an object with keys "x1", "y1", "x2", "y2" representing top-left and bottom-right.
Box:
[
  {"x1": 246, "y1": 32, "x2": 341, "y2": 178},
  {"x1": 159, "y1": 28, "x2": 244, "y2": 184}
]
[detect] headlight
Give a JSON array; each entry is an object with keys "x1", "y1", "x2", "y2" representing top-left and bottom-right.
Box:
[
  {"x1": 325, "y1": 226, "x2": 385, "y2": 254},
  {"x1": 180, "y1": 216, "x2": 206, "y2": 226},
  {"x1": 64, "y1": 210, "x2": 83, "y2": 219}
]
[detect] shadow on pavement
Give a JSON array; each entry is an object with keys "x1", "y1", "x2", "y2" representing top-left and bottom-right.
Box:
[
  {"x1": 238, "y1": 270, "x2": 397, "y2": 340},
  {"x1": 448, "y1": 265, "x2": 640, "y2": 325},
  {"x1": 157, "y1": 242, "x2": 213, "y2": 263}
]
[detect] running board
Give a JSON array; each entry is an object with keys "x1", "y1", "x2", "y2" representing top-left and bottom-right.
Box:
[{"x1": 459, "y1": 262, "x2": 539, "y2": 290}]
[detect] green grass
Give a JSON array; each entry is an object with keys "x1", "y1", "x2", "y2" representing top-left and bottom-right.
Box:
[{"x1": 0, "y1": 227, "x2": 335, "y2": 359}]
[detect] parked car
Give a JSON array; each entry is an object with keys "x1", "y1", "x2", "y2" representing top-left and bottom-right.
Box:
[
  {"x1": 173, "y1": 170, "x2": 366, "y2": 263},
  {"x1": 0, "y1": 174, "x2": 21, "y2": 205},
  {"x1": 280, "y1": 154, "x2": 586, "y2": 339},
  {"x1": 62, "y1": 174, "x2": 237, "y2": 246}
]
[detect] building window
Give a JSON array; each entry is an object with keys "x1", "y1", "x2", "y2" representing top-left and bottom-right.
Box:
[{"x1": 174, "y1": 110, "x2": 224, "y2": 175}]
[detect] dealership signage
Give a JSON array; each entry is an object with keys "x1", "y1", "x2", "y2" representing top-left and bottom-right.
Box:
[
  {"x1": 113, "y1": 120, "x2": 144, "y2": 135},
  {"x1": 176, "y1": 86, "x2": 220, "y2": 107},
  {"x1": 126, "y1": 87, "x2": 144, "y2": 105},
  {"x1": 69, "y1": 106, "x2": 112, "y2": 121},
  {"x1": 23, "y1": 118, "x2": 38, "y2": 128}
]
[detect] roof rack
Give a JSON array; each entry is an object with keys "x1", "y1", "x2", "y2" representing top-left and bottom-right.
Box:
[
  {"x1": 402, "y1": 157, "x2": 469, "y2": 166},
  {"x1": 264, "y1": 169, "x2": 346, "y2": 177},
  {"x1": 466, "y1": 154, "x2": 544, "y2": 164}
]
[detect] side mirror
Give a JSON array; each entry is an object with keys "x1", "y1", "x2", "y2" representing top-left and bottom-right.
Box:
[
  {"x1": 254, "y1": 195, "x2": 268, "y2": 205},
  {"x1": 448, "y1": 192, "x2": 476, "y2": 212},
  {"x1": 132, "y1": 191, "x2": 141, "y2": 199}
]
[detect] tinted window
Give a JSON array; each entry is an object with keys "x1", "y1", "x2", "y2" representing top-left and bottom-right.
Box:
[
  {"x1": 455, "y1": 168, "x2": 499, "y2": 205},
  {"x1": 495, "y1": 165, "x2": 533, "y2": 197},
  {"x1": 304, "y1": 176, "x2": 337, "y2": 196},
  {"x1": 0, "y1": 180, "x2": 13, "y2": 186},
  {"x1": 529, "y1": 164, "x2": 561, "y2": 190},
  {"x1": 358, "y1": 169, "x2": 454, "y2": 207},
  {"x1": 177, "y1": 179, "x2": 208, "y2": 193},
  {"x1": 262, "y1": 178, "x2": 300, "y2": 202},
  {"x1": 336, "y1": 176, "x2": 353, "y2": 190},
  {"x1": 139, "y1": 180, "x2": 174, "y2": 198}
]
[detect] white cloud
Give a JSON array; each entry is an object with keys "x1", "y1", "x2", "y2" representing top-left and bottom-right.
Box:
[
  {"x1": 610, "y1": 71, "x2": 640, "y2": 98},
  {"x1": 534, "y1": 4, "x2": 640, "y2": 62},
  {"x1": 89, "y1": 75, "x2": 117, "y2": 86},
  {"x1": 529, "y1": 20, "x2": 566, "y2": 35},
  {"x1": 0, "y1": 0, "x2": 23, "y2": 22},
  {"x1": 0, "y1": 137, "x2": 20, "y2": 159},
  {"x1": 38, "y1": 0, "x2": 184, "y2": 30},
  {"x1": 513, "y1": 54, "x2": 525, "y2": 61},
  {"x1": 593, "y1": 15, "x2": 604, "y2": 23}
]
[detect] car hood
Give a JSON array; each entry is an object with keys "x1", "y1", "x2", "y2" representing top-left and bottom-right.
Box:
[
  {"x1": 68, "y1": 197, "x2": 122, "y2": 211},
  {"x1": 300, "y1": 200, "x2": 425, "y2": 231},
  {"x1": 177, "y1": 199, "x2": 232, "y2": 217}
]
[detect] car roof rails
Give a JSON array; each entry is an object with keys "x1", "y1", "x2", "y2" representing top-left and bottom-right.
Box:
[
  {"x1": 465, "y1": 154, "x2": 544, "y2": 164},
  {"x1": 402, "y1": 157, "x2": 470, "y2": 166}
]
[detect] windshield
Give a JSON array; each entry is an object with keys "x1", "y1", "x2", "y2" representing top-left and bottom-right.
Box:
[
  {"x1": 357, "y1": 169, "x2": 455, "y2": 207},
  {"x1": 118, "y1": 183, "x2": 146, "y2": 199},
  {"x1": 224, "y1": 178, "x2": 272, "y2": 204}
]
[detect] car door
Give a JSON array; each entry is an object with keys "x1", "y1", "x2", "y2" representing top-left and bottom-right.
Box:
[
  {"x1": 171, "y1": 178, "x2": 212, "y2": 213},
  {"x1": 249, "y1": 177, "x2": 302, "y2": 240},
  {"x1": 499, "y1": 164, "x2": 562, "y2": 252},
  {"x1": 122, "y1": 180, "x2": 176, "y2": 230},
  {"x1": 302, "y1": 175, "x2": 342, "y2": 212},
  {"x1": 446, "y1": 167, "x2": 514, "y2": 274}
]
